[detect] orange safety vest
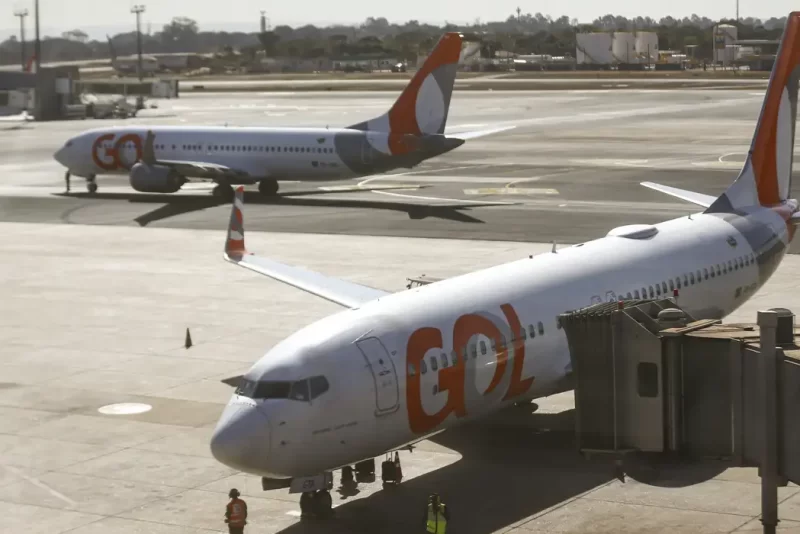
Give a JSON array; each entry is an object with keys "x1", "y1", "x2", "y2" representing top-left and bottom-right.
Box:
[{"x1": 227, "y1": 498, "x2": 247, "y2": 526}]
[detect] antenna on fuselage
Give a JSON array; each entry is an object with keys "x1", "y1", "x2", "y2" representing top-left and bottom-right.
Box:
[{"x1": 551, "y1": 241, "x2": 557, "y2": 253}]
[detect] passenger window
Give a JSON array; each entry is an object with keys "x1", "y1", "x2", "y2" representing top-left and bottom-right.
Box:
[
  {"x1": 649, "y1": 286, "x2": 654, "y2": 298},
  {"x1": 732, "y1": 260, "x2": 737, "y2": 271},
  {"x1": 537, "y1": 321, "x2": 544, "y2": 336},
  {"x1": 704, "y1": 268, "x2": 709, "y2": 280},
  {"x1": 683, "y1": 274, "x2": 689, "y2": 286},
  {"x1": 656, "y1": 284, "x2": 661, "y2": 296},
  {"x1": 520, "y1": 328, "x2": 526, "y2": 340},
  {"x1": 696, "y1": 270, "x2": 702, "y2": 282},
  {"x1": 289, "y1": 380, "x2": 310, "y2": 402},
  {"x1": 440, "y1": 353, "x2": 448, "y2": 368},
  {"x1": 430, "y1": 356, "x2": 438, "y2": 371},
  {"x1": 421, "y1": 359, "x2": 427, "y2": 374},
  {"x1": 309, "y1": 376, "x2": 329, "y2": 399},
  {"x1": 641, "y1": 287, "x2": 646, "y2": 297},
  {"x1": 480, "y1": 341, "x2": 487, "y2": 355},
  {"x1": 626, "y1": 292, "x2": 632, "y2": 300},
  {"x1": 451, "y1": 351, "x2": 458, "y2": 366},
  {"x1": 470, "y1": 343, "x2": 477, "y2": 359},
  {"x1": 668, "y1": 280, "x2": 674, "y2": 291},
  {"x1": 528, "y1": 324, "x2": 535, "y2": 338},
  {"x1": 634, "y1": 289, "x2": 640, "y2": 299},
  {"x1": 499, "y1": 335, "x2": 506, "y2": 350},
  {"x1": 689, "y1": 272, "x2": 695, "y2": 285},
  {"x1": 661, "y1": 282, "x2": 667, "y2": 293}
]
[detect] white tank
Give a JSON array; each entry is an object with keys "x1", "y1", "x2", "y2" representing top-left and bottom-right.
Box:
[
  {"x1": 612, "y1": 32, "x2": 637, "y2": 63},
  {"x1": 713, "y1": 24, "x2": 738, "y2": 65},
  {"x1": 634, "y1": 32, "x2": 659, "y2": 63},
  {"x1": 576, "y1": 33, "x2": 613, "y2": 65}
]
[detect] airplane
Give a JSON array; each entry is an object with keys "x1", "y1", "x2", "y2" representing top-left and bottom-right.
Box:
[
  {"x1": 207, "y1": 12, "x2": 800, "y2": 518},
  {"x1": 107, "y1": 35, "x2": 159, "y2": 76},
  {"x1": 52, "y1": 32, "x2": 513, "y2": 198}
]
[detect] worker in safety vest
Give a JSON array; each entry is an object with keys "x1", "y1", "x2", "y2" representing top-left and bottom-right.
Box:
[
  {"x1": 423, "y1": 493, "x2": 449, "y2": 534},
  {"x1": 225, "y1": 488, "x2": 248, "y2": 534}
]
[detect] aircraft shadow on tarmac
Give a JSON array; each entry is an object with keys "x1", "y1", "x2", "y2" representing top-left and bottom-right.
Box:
[
  {"x1": 57, "y1": 189, "x2": 492, "y2": 226},
  {"x1": 273, "y1": 407, "x2": 725, "y2": 534}
]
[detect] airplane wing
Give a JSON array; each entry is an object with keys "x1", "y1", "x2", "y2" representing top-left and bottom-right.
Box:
[
  {"x1": 640, "y1": 182, "x2": 716, "y2": 208},
  {"x1": 447, "y1": 125, "x2": 517, "y2": 140},
  {"x1": 142, "y1": 130, "x2": 251, "y2": 179},
  {"x1": 223, "y1": 186, "x2": 390, "y2": 309}
]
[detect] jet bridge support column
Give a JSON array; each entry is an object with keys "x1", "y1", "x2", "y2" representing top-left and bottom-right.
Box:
[{"x1": 758, "y1": 310, "x2": 779, "y2": 534}]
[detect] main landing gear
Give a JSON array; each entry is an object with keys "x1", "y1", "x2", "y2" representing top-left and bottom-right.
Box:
[
  {"x1": 212, "y1": 183, "x2": 234, "y2": 201},
  {"x1": 85, "y1": 174, "x2": 97, "y2": 194},
  {"x1": 258, "y1": 179, "x2": 279, "y2": 196},
  {"x1": 299, "y1": 489, "x2": 334, "y2": 519}
]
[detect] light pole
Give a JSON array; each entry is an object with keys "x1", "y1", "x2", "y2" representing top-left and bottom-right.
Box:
[
  {"x1": 13, "y1": 7, "x2": 28, "y2": 71},
  {"x1": 33, "y1": 0, "x2": 40, "y2": 73},
  {"x1": 131, "y1": 4, "x2": 146, "y2": 81}
]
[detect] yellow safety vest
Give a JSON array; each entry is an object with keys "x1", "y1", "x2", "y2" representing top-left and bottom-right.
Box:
[{"x1": 426, "y1": 503, "x2": 447, "y2": 534}]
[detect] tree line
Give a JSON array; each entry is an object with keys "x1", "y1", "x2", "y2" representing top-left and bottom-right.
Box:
[{"x1": 0, "y1": 13, "x2": 788, "y2": 66}]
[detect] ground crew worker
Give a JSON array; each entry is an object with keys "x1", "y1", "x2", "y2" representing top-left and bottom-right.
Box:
[
  {"x1": 423, "y1": 493, "x2": 449, "y2": 534},
  {"x1": 225, "y1": 488, "x2": 248, "y2": 534}
]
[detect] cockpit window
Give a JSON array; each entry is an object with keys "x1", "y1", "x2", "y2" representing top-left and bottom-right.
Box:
[
  {"x1": 289, "y1": 380, "x2": 309, "y2": 401},
  {"x1": 235, "y1": 376, "x2": 330, "y2": 402},
  {"x1": 309, "y1": 376, "x2": 329, "y2": 399}
]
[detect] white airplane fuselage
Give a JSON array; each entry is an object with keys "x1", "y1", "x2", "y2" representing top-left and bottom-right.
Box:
[
  {"x1": 216, "y1": 205, "x2": 789, "y2": 479},
  {"x1": 55, "y1": 125, "x2": 455, "y2": 182}
]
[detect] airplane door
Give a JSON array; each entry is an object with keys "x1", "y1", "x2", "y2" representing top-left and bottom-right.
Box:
[{"x1": 355, "y1": 337, "x2": 399, "y2": 415}]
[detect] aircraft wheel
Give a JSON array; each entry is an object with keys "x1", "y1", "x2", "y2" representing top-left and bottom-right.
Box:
[
  {"x1": 313, "y1": 490, "x2": 333, "y2": 518},
  {"x1": 212, "y1": 183, "x2": 235, "y2": 201},
  {"x1": 87, "y1": 181, "x2": 98, "y2": 194},
  {"x1": 299, "y1": 492, "x2": 314, "y2": 518},
  {"x1": 258, "y1": 179, "x2": 279, "y2": 196}
]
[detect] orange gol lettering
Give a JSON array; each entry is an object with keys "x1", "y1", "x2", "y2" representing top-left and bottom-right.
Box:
[{"x1": 406, "y1": 303, "x2": 535, "y2": 435}]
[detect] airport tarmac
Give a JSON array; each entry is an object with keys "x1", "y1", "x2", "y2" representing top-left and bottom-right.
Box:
[
  {"x1": 4, "y1": 88, "x2": 800, "y2": 533},
  {"x1": 2, "y1": 223, "x2": 800, "y2": 534},
  {"x1": 4, "y1": 88, "x2": 799, "y2": 251}
]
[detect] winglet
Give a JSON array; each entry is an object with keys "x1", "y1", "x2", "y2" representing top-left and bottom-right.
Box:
[{"x1": 225, "y1": 186, "x2": 247, "y2": 259}]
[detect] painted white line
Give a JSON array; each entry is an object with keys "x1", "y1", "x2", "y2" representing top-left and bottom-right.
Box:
[
  {"x1": 369, "y1": 190, "x2": 516, "y2": 205},
  {"x1": 464, "y1": 188, "x2": 559, "y2": 195},
  {"x1": 2, "y1": 465, "x2": 78, "y2": 507},
  {"x1": 505, "y1": 170, "x2": 573, "y2": 188},
  {"x1": 317, "y1": 184, "x2": 421, "y2": 192},
  {"x1": 356, "y1": 165, "x2": 485, "y2": 188}
]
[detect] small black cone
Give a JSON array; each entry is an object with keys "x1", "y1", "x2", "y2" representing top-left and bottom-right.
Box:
[{"x1": 184, "y1": 328, "x2": 192, "y2": 349}]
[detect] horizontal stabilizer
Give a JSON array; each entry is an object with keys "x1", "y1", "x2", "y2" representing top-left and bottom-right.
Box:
[
  {"x1": 640, "y1": 182, "x2": 716, "y2": 208},
  {"x1": 449, "y1": 125, "x2": 517, "y2": 140},
  {"x1": 224, "y1": 186, "x2": 389, "y2": 309}
]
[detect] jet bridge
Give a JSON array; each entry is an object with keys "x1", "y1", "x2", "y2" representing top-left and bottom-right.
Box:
[{"x1": 559, "y1": 300, "x2": 800, "y2": 531}]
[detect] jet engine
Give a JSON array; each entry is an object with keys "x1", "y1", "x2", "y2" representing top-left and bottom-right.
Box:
[{"x1": 129, "y1": 162, "x2": 183, "y2": 193}]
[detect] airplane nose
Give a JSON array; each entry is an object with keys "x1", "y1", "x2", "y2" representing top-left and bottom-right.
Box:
[
  {"x1": 53, "y1": 146, "x2": 69, "y2": 167},
  {"x1": 210, "y1": 401, "x2": 272, "y2": 474}
]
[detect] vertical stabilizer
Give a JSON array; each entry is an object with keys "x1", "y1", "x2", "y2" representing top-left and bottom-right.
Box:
[
  {"x1": 706, "y1": 12, "x2": 800, "y2": 213},
  {"x1": 347, "y1": 32, "x2": 463, "y2": 153}
]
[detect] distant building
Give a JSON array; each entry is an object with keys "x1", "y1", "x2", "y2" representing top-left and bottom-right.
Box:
[{"x1": 331, "y1": 55, "x2": 399, "y2": 72}]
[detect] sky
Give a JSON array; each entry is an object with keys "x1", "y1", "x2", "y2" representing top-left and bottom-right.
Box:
[{"x1": 1, "y1": 0, "x2": 796, "y2": 41}]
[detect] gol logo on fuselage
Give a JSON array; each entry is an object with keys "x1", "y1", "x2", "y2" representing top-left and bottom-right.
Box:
[
  {"x1": 405, "y1": 303, "x2": 536, "y2": 435},
  {"x1": 91, "y1": 133, "x2": 144, "y2": 171}
]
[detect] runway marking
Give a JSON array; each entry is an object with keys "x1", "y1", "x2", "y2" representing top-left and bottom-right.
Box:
[
  {"x1": 504, "y1": 170, "x2": 573, "y2": 189},
  {"x1": 369, "y1": 190, "x2": 517, "y2": 205},
  {"x1": 463, "y1": 188, "x2": 559, "y2": 196},
  {"x1": 2, "y1": 465, "x2": 77, "y2": 507},
  {"x1": 98, "y1": 402, "x2": 152, "y2": 415},
  {"x1": 317, "y1": 184, "x2": 422, "y2": 192},
  {"x1": 356, "y1": 165, "x2": 487, "y2": 188},
  {"x1": 359, "y1": 175, "x2": 533, "y2": 184},
  {"x1": 571, "y1": 158, "x2": 651, "y2": 167}
]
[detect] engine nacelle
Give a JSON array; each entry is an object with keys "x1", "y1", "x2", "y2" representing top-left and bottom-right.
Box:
[{"x1": 129, "y1": 162, "x2": 183, "y2": 193}]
